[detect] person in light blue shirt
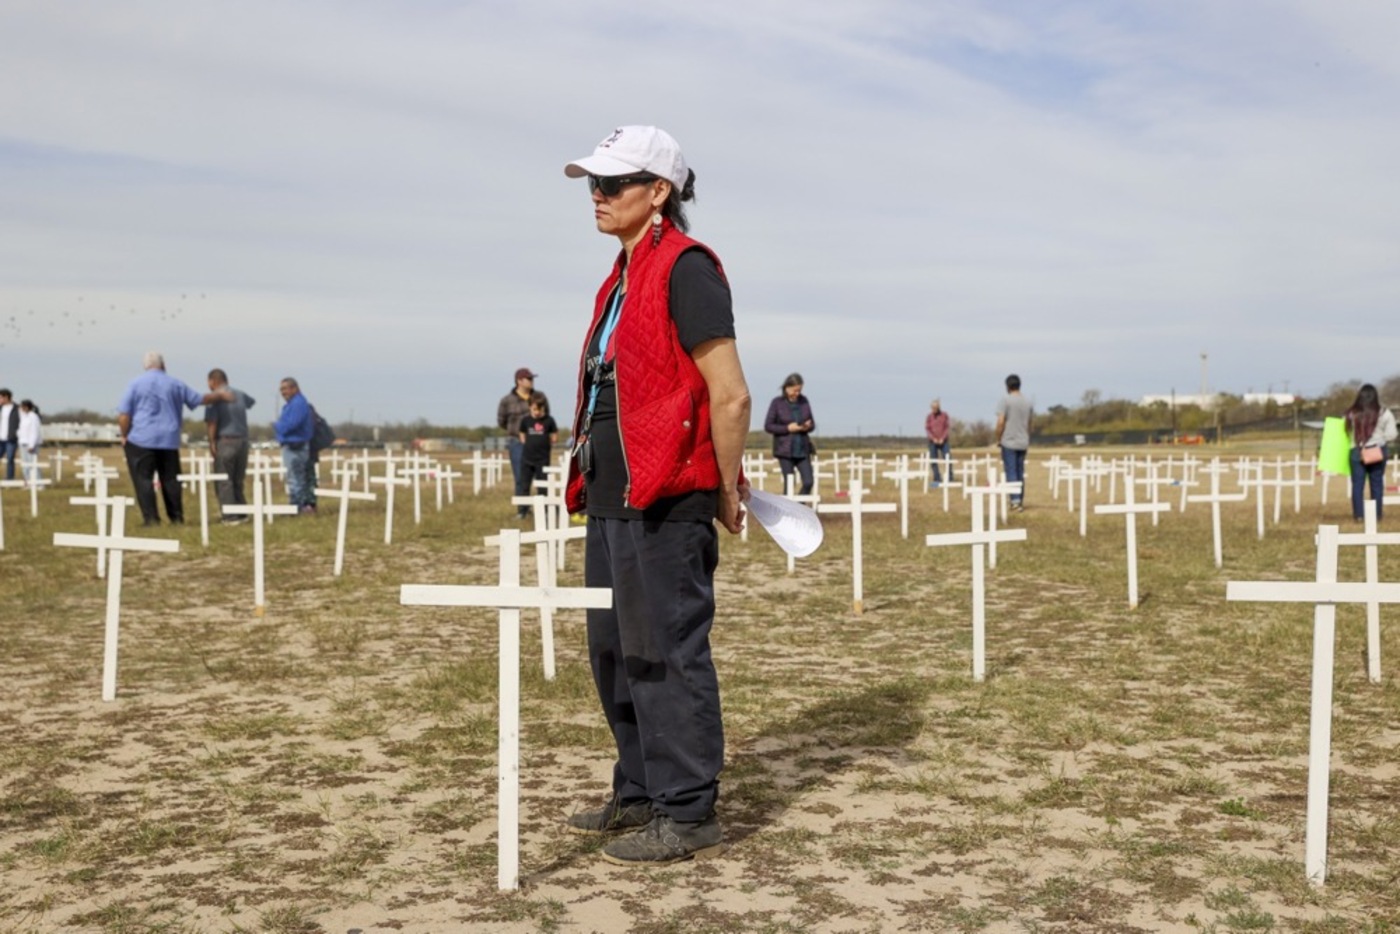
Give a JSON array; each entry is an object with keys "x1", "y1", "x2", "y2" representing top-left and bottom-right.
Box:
[
  {"x1": 117, "y1": 351, "x2": 231, "y2": 526},
  {"x1": 274, "y1": 377, "x2": 318, "y2": 513}
]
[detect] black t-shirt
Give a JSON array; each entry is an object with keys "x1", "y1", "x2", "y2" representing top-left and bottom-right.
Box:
[
  {"x1": 583, "y1": 248, "x2": 735, "y2": 521},
  {"x1": 519, "y1": 414, "x2": 557, "y2": 466}
]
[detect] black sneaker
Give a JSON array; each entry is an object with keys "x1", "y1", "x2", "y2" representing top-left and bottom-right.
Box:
[
  {"x1": 566, "y1": 796, "x2": 653, "y2": 835},
  {"x1": 600, "y1": 814, "x2": 723, "y2": 865},
  {"x1": 221, "y1": 515, "x2": 249, "y2": 525}
]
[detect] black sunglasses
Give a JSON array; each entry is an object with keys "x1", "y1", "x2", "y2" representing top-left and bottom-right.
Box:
[{"x1": 587, "y1": 174, "x2": 659, "y2": 197}]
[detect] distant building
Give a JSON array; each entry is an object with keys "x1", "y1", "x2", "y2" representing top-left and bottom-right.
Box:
[
  {"x1": 45, "y1": 422, "x2": 123, "y2": 444},
  {"x1": 1242, "y1": 393, "x2": 1299, "y2": 406}
]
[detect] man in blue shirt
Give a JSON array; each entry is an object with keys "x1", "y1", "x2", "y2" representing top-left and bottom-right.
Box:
[
  {"x1": 274, "y1": 377, "x2": 318, "y2": 514},
  {"x1": 117, "y1": 351, "x2": 232, "y2": 526}
]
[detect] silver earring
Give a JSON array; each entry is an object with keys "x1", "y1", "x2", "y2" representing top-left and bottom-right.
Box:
[{"x1": 651, "y1": 212, "x2": 663, "y2": 246}]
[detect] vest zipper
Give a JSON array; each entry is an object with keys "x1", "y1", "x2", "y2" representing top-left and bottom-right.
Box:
[{"x1": 615, "y1": 295, "x2": 632, "y2": 509}]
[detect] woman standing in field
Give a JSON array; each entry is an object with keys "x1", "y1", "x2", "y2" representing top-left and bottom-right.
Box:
[
  {"x1": 562, "y1": 126, "x2": 751, "y2": 865},
  {"x1": 764, "y1": 373, "x2": 816, "y2": 495},
  {"x1": 1344, "y1": 383, "x2": 1397, "y2": 520}
]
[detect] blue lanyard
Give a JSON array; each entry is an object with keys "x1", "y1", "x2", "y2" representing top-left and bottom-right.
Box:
[{"x1": 584, "y1": 284, "x2": 624, "y2": 424}]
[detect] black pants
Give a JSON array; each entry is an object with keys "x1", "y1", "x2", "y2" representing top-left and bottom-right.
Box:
[
  {"x1": 777, "y1": 455, "x2": 814, "y2": 495},
  {"x1": 518, "y1": 461, "x2": 547, "y2": 515},
  {"x1": 585, "y1": 516, "x2": 723, "y2": 822},
  {"x1": 124, "y1": 442, "x2": 184, "y2": 524},
  {"x1": 213, "y1": 436, "x2": 250, "y2": 513}
]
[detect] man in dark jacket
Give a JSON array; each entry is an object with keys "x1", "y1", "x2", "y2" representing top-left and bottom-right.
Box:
[{"x1": 497, "y1": 367, "x2": 536, "y2": 508}]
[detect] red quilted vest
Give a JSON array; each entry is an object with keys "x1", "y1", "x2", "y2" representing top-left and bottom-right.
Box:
[{"x1": 565, "y1": 221, "x2": 726, "y2": 513}]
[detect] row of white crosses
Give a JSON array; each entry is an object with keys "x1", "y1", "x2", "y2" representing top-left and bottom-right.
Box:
[{"x1": 1227, "y1": 501, "x2": 1398, "y2": 886}]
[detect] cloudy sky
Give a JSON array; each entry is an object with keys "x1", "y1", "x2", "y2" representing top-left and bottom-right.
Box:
[{"x1": 2, "y1": 1, "x2": 1397, "y2": 435}]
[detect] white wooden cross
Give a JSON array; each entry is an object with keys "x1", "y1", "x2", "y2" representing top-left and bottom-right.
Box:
[
  {"x1": 176, "y1": 455, "x2": 229, "y2": 547},
  {"x1": 816, "y1": 483, "x2": 896, "y2": 614},
  {"x1": 0, "y1": 481, "x2": 24, "y2": 542},
  {"x1": 0, "y1": 480, "x2": 18, "y2": 550},
  {"x1": 1249, "y1": 457, "x2": 1291, "y2": 527},
  {"x1": 924, "y1": 493, "x2": 1027, "y2": 681},
  {"x1": 5, "y1": 468, "x2": 52, "y2": 519},
  {"x1": 27, "y1": 471, "x2": 52, "y2": 518},
  {"x1": 370, "y1": 461, "x2": 411, "y2": 545},
  {"x1": 224, "y1": 471, "x2": 300, "y2": 616},
  {"x1": 1226, "y1": 524, "x2": 1400, "y2": 886},
  {"x1": 468, "y1": 450, "x2": 489, "y2": 496},
  {"x1": 246, "y1": 454, "x2": 285, "y2": 525},
  {"x1": 745, "y1": 452, "x2": 775, "y2": 483},
  {"x1": 484, "y1": 522, "x2": 587, "y2": 680},
  {"x1": 811, "y1": 454, "x2": 839, "y2": 499},
  {"x1": 1135, "y1": 458, "x2": 1175, "y2": 528},
  {"x1": 53, "y1": 498, "x2": 180, "y2": 701},
  {"x1": 881, "y1": 455, "x2": 923, "y2": 539},
  {"x1": 963, "y1": 467, "x2": 1022, "y2": 569},
  {"x1": 1074, "y1": 457, "x2": 1115, "y2": 535},
  {"x1": 1176, "y1": 455, "x2": 1201, "y2": 514},
  {"x1": 1094, "y1": 472, "x2": 1171, "y2": 608},
  {"x1": 353, "y1": 451, "x2": 393, "y2": 495},
  {"x1": 918, "y1": 447, "x2": 957, "y2": 504},
  {"x1": 315, "y1": 470, "x2": 378, "y2": 577},
  {"x1": 1063, "y1": 462, "x2": 1094, "y2": 536},
  {"x1": 935, "y1": 470, "x2": 963, "y2": 513},
  {"x1": 436, "y1": 463, "x2": 463, "y2": 509},
  {"x1": 1236, "y1": 459, "x2": 1269, "y2": 542},
  {"x1": 49, "y1": 448, "x2": 70, "y2": 482},
  {"x1": 1045, "y1": 454, "x2": 1067, "y2": 501},
  {"x1": 400, "y1": 528, "x2": 612, "y2": 891},
  {"x1": 76, "y1": 454, "x2": 118, "y2": 493},
  {"x1": 1336, "y1": 500, "x2": 1400, "y2": 684},
  {"x1": 400, "y1": 451, "x2": 433, "y2": 526},
  {"x1": 1187, "y1": 460, "x2": 1246, "y2": 568},
  {"x1": 1285, "y1": 456, "x2": 1316, "y2": 514},
  {"x1": 518, "y1": 472, "x2": 571, "y2": 570},
  {"x1": 68, "y1": 472, "x2": 125, "y2": 576},
  {"x1": 780, "y1": 477, "x2": 821, "y2": 574}
]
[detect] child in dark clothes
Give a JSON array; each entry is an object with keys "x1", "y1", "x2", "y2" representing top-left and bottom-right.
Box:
[{"x1": 517, "y1": 392, "x2": 559, "y2": 518}]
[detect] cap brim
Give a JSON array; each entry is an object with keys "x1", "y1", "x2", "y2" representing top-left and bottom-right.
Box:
[{"x1": 564, "y1": 153, "x2": 643, "y2": 178}]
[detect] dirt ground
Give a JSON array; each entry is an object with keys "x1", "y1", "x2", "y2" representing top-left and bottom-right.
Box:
[{"x1": 1, "y1": 450, "x2": 1398, "y2": 933}]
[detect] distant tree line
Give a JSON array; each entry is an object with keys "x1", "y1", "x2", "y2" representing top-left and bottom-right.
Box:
[{"x1": 43, "y1": 373, "x2": 1400, "y2": 449}]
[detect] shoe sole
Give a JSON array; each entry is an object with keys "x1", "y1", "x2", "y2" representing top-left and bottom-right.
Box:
[{"x1": 599, "y1": 842, "x2": 725, "y2": 866}]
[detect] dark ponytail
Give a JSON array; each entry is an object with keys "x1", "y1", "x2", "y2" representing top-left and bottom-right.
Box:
[{"x1": 661, "y1": 168, "x2": 696, "y2": 233}]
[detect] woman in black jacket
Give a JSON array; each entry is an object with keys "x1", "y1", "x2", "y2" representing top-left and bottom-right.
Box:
[{"x1": 764, "y1": 373, "x2": 816, "y2": 495}]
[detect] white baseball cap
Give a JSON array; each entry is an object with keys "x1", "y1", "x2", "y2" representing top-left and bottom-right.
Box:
[{"x1": 564, "y1": 125, "x2": 689, "y2": 190}]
